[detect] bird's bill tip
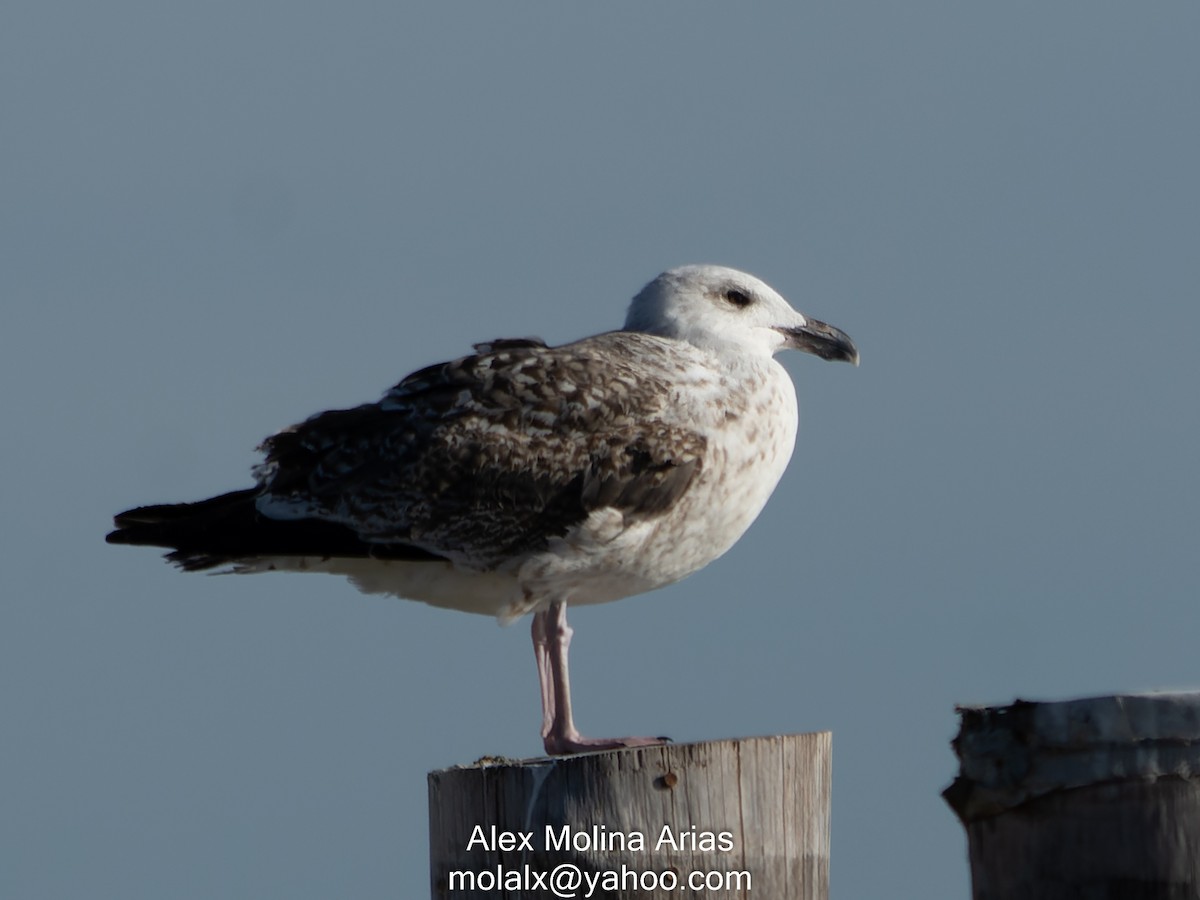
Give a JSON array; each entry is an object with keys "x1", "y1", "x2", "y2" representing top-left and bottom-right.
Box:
[{"x1": 781, "y1": 319, "x2": 859, "y2": 365}]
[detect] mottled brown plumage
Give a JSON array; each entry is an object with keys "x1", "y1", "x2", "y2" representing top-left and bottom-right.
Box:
[{"x1": 254, "y1": 332, "x2": 707, "y2": 570}]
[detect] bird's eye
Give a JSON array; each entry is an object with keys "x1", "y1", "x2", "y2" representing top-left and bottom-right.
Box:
[{"x1": 724, "y1": 288, "x2": 753, "y2": 308}]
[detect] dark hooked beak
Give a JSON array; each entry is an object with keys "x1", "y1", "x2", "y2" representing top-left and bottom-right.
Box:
[{"x1": 780, "y1": 318, "x2": 860, "y2": 365}]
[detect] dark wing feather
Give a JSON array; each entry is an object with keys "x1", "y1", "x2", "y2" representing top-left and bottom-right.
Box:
[
  {"x1": 106, "y1": 488, "x2": 443, "y2": 571},
  {"x1": 255, "y1": 333, "x2": 706, "y2": 569}
]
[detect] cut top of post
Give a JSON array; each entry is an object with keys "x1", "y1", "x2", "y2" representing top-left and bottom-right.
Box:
[
  {"x1": 429, "y1": 733, "x2": 832, "y2": 900},
  {"x1": 943, "y1": 691, "x2": 1200, "y2": 824}
]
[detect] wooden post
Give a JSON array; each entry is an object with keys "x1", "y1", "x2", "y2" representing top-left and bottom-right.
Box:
[
  {"x1": 429, "y1": 732, "x2": 830, "y2": 899},
  {"x1": 943, "y1": 693, "x2": 1200, "y2": 899}
]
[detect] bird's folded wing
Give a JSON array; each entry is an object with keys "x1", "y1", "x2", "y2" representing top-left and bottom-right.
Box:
[{"x1": 254, "y1": 333, "x2": 706, "y2": 570}]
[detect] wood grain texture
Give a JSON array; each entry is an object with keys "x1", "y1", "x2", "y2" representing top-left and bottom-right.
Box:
[
  {"x1": 945, "y1": 693, "x2": 1200, "y2": 900},
  {"x1": 429, "y1": 733, "x2": 831, "y2": 899}
]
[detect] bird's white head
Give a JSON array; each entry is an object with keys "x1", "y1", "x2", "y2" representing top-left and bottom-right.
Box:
[{"x1": 624, "y1": 264, "x2": 859, "y2": 364}]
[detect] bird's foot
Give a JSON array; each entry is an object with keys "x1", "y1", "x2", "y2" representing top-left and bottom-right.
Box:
[{"x1": 543, "y1": 731, "x2": 671, "y2": 756}]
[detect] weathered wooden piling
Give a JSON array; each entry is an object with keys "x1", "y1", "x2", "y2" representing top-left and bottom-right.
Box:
[
  {"x1": 944, "y1": 692, "x2": 1200, "y2": 900},
  {"x1": 429, "y1": 732, "x2": 831, "y2": 899}
]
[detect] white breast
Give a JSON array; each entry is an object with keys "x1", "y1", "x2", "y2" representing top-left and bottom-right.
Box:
[{"x1": 516, "y1": 354, "x2": 799, "y2": 611}]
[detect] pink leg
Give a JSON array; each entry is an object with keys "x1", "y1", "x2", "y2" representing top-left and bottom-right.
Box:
[
  {"x1": 532, "y1": 600, "x2": 669, "y2": 756},
  {"x1": 531, "y1": 609, "x2": 555, "y2": 739}
]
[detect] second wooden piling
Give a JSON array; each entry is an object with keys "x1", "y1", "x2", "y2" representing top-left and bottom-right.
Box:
[{"x1": 944, "y1": 692, "x2": 1200, "y2": 900}]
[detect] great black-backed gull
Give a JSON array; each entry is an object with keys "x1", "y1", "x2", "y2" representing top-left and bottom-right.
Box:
[{"x1": 108, "y1": 265, "x2": 858, "y2": 755}]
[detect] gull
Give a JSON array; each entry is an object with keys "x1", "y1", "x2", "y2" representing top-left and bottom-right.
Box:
[{"x1": 108, "y1": 265, "x2": 858, "y2": 755}]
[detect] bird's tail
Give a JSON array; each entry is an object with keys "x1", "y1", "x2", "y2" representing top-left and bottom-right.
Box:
[
  {"x1": 106, "y1": 488, "x2": 267, "y2": 571},
  {"x1": 107, "y1": 488, "x2": 442, "y2": 570}
]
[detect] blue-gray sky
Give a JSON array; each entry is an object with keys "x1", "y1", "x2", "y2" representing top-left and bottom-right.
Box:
[{"x1": 3, "y1": 3, "x2": 1199, "y2": 897}]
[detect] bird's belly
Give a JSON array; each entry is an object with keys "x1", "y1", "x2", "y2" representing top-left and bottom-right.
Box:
[{"x1": 235, "y1": 556, "x2": 526, "y2": 618}]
